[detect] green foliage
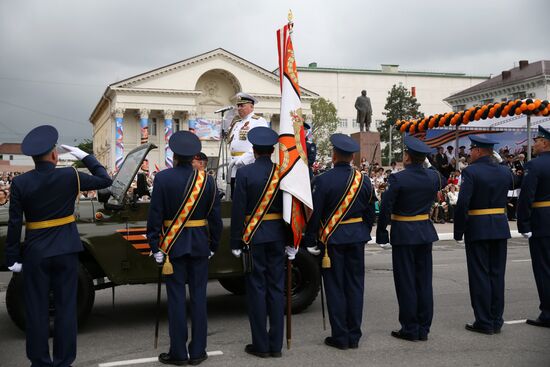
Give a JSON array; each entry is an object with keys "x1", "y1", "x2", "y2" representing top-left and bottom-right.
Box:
[
  {"x1": 310, "y1": 97, "x2": 338, "y2": 162},
  {"x1": 377, "y1": 84, "x2": 423, "y2": 165},
  {"x1": 73, "y1": 139, "x2": 93, "y2": 168}
]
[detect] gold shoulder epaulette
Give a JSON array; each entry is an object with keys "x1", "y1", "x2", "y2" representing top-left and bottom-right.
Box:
[{"x1": 251, "y1": 115, "x2": 261, "y2": 120}]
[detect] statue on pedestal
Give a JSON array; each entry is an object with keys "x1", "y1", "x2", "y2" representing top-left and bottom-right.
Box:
[{"x1": 355, "y1": 90, "x2": 372, "y2": 132}]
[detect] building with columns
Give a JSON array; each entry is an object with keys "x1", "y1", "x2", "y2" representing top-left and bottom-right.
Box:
[
  {"x1": 90, "y1": 48, "x2": 489, "y2": 171},
  {"x1": 89, "y1": 48, "x2": 318, "y2": 172}
]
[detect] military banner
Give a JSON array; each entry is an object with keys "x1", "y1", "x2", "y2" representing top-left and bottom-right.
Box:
[{"x1": 276, "y1": 17, "x2": 313, "y2": 247}]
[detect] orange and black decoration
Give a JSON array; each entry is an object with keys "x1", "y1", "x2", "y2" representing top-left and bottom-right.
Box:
[{"x1": 394, "y1": 98, "x2": 550, "y2": 134}]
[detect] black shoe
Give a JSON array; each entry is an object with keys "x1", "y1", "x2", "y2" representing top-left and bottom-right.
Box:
[
  {"x1": 349, "y1": 342, "x2": 359, "y2": 349},
  {"x1": 189, "y1": 354, "x2": 208, "y2": 366},
  {"x1": 245, "y1": 344, "x2": 269, "y2": 358},
  {"x1": 526, "y1": 318, "x2": 550, "y2": 328},
  {"x1": 324, "y1": 337, "x2": 348, "y2": 350},
  {"x1": 270, "y1": 351, "x2": 282, "y2": 358},
  {"x1": 418, "y1": 334, "x2": 428, "y2": 341},
  {"x1": 391, "y1": 330, "x2": 417, "y2": 342},
  {"x1": 465, "y1": 323, "x2": 493, "y2": 335},
  {"x1": 159, "y1": 353, "x2": 188, "y2": 366}
]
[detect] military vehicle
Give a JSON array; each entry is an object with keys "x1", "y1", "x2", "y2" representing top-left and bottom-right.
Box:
[{"x1": 0, "y1": 144, "x2": 320, "y2": 331}]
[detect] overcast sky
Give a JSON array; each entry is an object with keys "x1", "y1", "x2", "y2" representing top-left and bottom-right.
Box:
[{"x1": 1, "y1": 0, "x2": 548, "y2": 144}]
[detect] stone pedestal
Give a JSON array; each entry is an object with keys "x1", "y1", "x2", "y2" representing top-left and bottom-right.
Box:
[{"x1": 351, "y1": 131, "x2": 381, "y2": 167}]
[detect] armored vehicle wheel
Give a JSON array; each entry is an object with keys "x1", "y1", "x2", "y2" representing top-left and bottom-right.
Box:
[
  {"x1": 218, "y1": 276, "x2": 246, "y2": 295},
  {"x1": 287, "y1": 248, "x2": 320, "y2": 314},
  {"x1": 5, "y1": 264, "x2": 96, "y2": 332}
]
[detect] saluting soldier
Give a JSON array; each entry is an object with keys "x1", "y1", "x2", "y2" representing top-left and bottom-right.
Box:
[
  {"x1": 305, "y1": 133, "x2": 375, "y2": 350},
  {"x1": 517, "y1": 125, "x2": 550, "y2": 328},
  {"x1": 227, "y1": 92, "x2": 269, "y2": 197},
  {"x1": 5, "y1": 125, "x2": 112, "y2": 367},
  {"x1": 376, "y1": 136, "x2": 442, "y2": 342},
  {"x1": 230, "y1": 127, "x2": 293, "y2": 358},
  {"x1": 454, "y1": 135, "x2": 515, "y2": 335},
  {"x1": 147, "y1": 131, "x2": 222, "y2": 366}
]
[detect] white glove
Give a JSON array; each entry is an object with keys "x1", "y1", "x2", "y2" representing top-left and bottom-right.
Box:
[
  {"x1": 209, "y1": 251, "x2": 214, "y2": 259},
  {"x1": 153, "y1": 251, "x2": 164, "y2": 264},
  {"x1": 521, "y1": 232, "x2": 532, "y2": 239},
  {"x1": 60, "y1": 144, "x2": 89, "y2": 160},
  {"x1": 423, "y1": 157, "x2": 432, "y2": 169},
  {"x1": 456, "y1": 240, "x2": 465, "y2": 245},
  {"x1": 307, "y1": 246, "x2": 321, "y2": 256},
  {"x1": 285, "y1": 246, "x2": 298, "y2": 260},
  {"x1": 231, "y1": 249, "x2": 242, "y2": 258},
  {"x1": 8, "y1": 262, "x2": 22, "y2": 273},
  {"x1": 378, "y1": 243, "x2": 392, "y2": 249}
]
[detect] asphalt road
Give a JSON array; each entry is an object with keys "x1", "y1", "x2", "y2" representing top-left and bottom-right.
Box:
[{"x1": 1, "y1": 238, "x2": 549, "y2": 367}]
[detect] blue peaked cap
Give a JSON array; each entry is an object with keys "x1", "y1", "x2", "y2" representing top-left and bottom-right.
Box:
[
  {"x1": 248, "y1": 127, "x2": 278, "y2": 147},
  {"x1": 21, "y1": 125, "x2": 58, "y2": 156},
  {"x1": 535, "y1": 125, "x2": 550, "y2": 140},
  {"x1": 469, "y1": 135, "x2": 498, "y2": 149},
  {"x1": 330, "y1": 133, "x2": 359, "y2": 154},
  {"x1": 169, "y1": 131, "x2": 201, "y2": 156},
  {"x1": 404, "y1": 135, "x2": 432, "y2": 155}
]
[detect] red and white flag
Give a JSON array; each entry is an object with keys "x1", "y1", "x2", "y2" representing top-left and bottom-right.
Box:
[{"x1": 276, "y1": 19, "x2": 313, "y2": 247}]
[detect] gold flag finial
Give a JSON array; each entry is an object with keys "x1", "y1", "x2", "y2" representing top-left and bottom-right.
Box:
[{"x1": 288, "y1": 9, "x2": 293, "y2": 23}]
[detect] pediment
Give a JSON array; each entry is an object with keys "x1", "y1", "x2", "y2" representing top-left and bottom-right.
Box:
[{"x1": 109, "y1": 48, "x2": 318, "y2": 97}]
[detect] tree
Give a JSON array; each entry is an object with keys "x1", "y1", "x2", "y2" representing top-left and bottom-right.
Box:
[
  {"x1": 310, "y1": 97, "x2": 338, "y2": 163},
  {"x1": 377, "y1": 84, "x2": 423, "y2": 165},
  {"x1": 73, "y1": 139, "x2": 93, "y2": 168}
]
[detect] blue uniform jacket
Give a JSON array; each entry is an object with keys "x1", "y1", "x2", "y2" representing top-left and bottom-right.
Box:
[
  {"x1": 306, "y1": 142, "x2": 317, "y2": 167},
  {"x1": 304, "y1": 162, "x2": 374, "y2": 246},
  {"x1": 5, "y1": 155, "x2": 112, "y2": 267},
  {"x1": 454, "y1": 156, "x2": 514, "y2": 242},
  {"x1": 376, "y1": 164, "x2": 441, "y2": 245},
  {"x1": 147, "y1": 164, "x2": 222, "y2": 258},
  {"x1": 230, "y1": 156, "x2": 288, "y2": 249},
  {"x1": 517, "y1": 151, "x2": 550, "y2": 238}
]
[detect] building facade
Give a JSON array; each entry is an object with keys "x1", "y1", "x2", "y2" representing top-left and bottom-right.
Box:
[
  {"x1": 90, "y1": 49, "x2": 489, "y2": 171},
  {"x1": 444, "y1": 60, "x2": 550, "y2": 110},
  {"x1": 297, "y1": 63, "x2": 488, "y2": 135}
]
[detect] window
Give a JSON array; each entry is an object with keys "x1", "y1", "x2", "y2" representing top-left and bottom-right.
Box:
[
  {"x1": 481, "y1": 98, "x2": 494, "y2": 105},
  {"x1": 511, "y1": 91, "x2": 526, "y2": 100},
  {"x1": 9, "y1": 155, "x2": 13, "y2": 160},
  {"x1": 150, "y1": 118, "x2": 157, "y2": 136},
  {"x1": 338, "y1": 118, "x2": 347, "y2": 128},
  {"x1": 352, "y1": 119, "x2": 358, "y2": 128},
  {"x1": 173, "y1": 118, "x2": 180, "y2": 132},
  {"x1": 453, "y1": 104, "x2": 466, "y2": 112}
]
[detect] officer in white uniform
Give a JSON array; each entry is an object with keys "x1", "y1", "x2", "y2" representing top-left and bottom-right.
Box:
[{"x1": 227, "y1": 92, "x2": 269, "y2": 197}]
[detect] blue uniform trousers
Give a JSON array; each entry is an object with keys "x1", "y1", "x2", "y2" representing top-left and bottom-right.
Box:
[
  {"x1": 165, "y1": 255, "x2": 208, "y2": 361},
  {"x1": 465, "y1": 239, "x2": 507, "y2": 331},
  {"x1": 529, "y1": 237, "x2": 550, "y2": 322},
  {"x1": 392, "y1": 244, "x2": 433, "y2": 339},
  {"x1": 23, "y1": 252, "x2": 78, "y2": 367},
  {"x1": 322, "y1": 243, "x2": 365, "y2": 347},
  {"x1": 245, "y1": 241, "x2": 285, "y2": 354}
]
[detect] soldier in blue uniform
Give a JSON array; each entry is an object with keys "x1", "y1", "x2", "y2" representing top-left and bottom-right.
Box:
[
  {"x1": 230, "y1": 127, "x2": 292, "y2": 358},
  {"x1": 147, "y1": 131, "x2": 222, "y2": 366},
  {"x1": 376, "y1": 136, "x2": 442, "y2": 342},
  {"x1": 454, "y1": 135, "x2": 515, "y2": 335},
  {"x1": 517, "y1": 125, "x2": 550, "y2": 328},
  {"x1": 5, "y1": 125, "x2": 112, "y2": 367},
  {"x1": 305, "y1": 133, "x2": 375, "y2": 350}
]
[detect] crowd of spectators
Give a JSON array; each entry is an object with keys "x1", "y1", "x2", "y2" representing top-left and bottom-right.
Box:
[{"x1": 0, "y1": 172, "x2": 22, "y2": 206}]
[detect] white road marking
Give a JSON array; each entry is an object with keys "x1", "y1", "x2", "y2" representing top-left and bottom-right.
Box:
[
  {"x1": 505, "y1": 319, "x2": 527, "y2": 325},
  {"x1": 511, "y1": 259, "x2": 531, "y2": 263},
  {"x1": 98, "y1": 351, "x2": 223, "y2": 367}
]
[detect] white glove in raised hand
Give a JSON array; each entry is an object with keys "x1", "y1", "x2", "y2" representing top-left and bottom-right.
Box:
[
  {"x1": 60, "y1": 144, "x2": 89, "y2": 160},
  {"x1": 285, "y1": 246, "x2": 298, "y2": 260},
  {"x1": 521, "y1": 232, "x2": 532, "y2": 239},
  {"x1": 231, "y1": 249, "x2": 242, "y2": 258},
  {"x1": 209, "y1": 251, "x2": 214, "y2": 259},
  {"x1": 8, "y1": 262, "x2": 22, "y2": 273},
  {"x1": 153, "y1": 251, "x2": 164, "y2": 264},
  {"x1": 307, "y1": 246, "x2": 321, "y2": 256}
]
